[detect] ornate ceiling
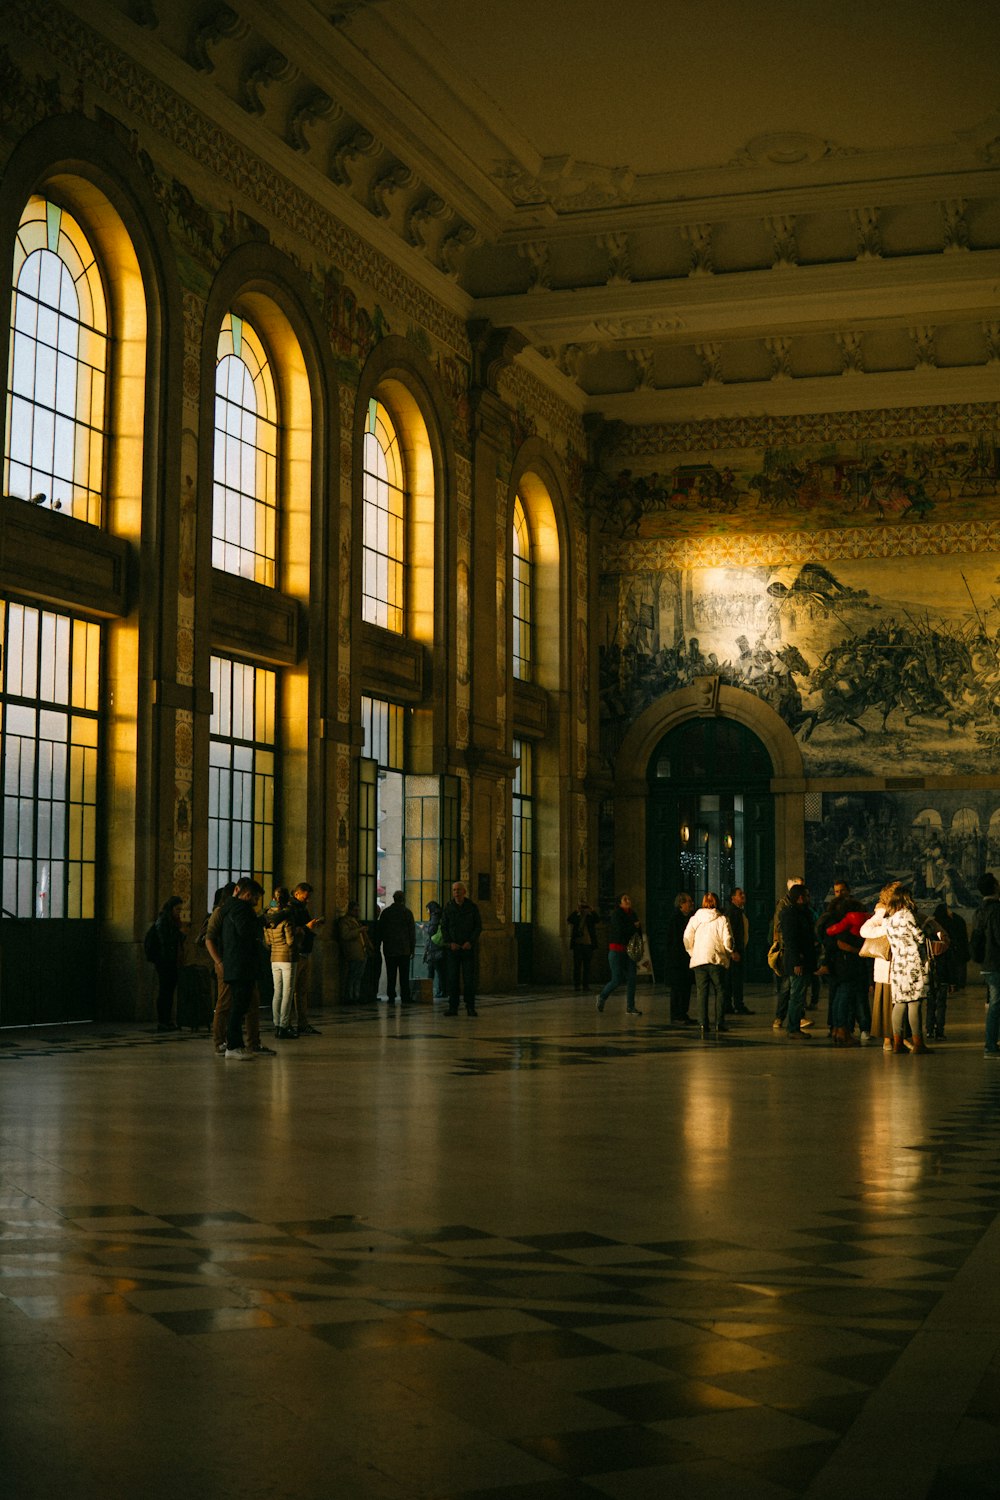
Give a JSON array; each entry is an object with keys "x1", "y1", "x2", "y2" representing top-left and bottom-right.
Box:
[{"x1": 95, "y1": 0, "x2": 1000, "y2": 419}]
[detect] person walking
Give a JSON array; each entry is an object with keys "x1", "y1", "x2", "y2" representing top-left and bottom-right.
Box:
[
  {"x1": 221, "y1": 878, "x2": 265, "y2": 1059},
  {"x1": 596, "y1": 894, "x2": 643, "y2": 1017},
  {"x1": 377, "y1": 890, "x2": 416, "y2": 1004},
  {"x1": 684, "y1": 892, "x2": 734, "y2": 1038},
  {"x1": 567, "y1": 900, "x2": 598, "y2": 991},
  {"x1": 148, "y1": 896, "x2": 185, "y2": 1031},
  {"x1": 884, "y1": 885, "x2": 932, "y2": 1054},
  {"x1": 441, "y1": 881, "x2": 482, "y2": 1016}
]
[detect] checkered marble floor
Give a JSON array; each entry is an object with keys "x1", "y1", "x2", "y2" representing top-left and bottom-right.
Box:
[{"x1": 2, "y1": 984, "x2": 999, "y2": 1498}]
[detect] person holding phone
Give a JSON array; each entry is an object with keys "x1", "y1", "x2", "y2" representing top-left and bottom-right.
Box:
[{"x1": 289, "y1": 881, "x2": 324, "y2": 1034}]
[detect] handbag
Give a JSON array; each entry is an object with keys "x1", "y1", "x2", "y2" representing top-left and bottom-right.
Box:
[
  {"x1": 626, "y1": 932, "x2": 644, "y2": 962},
  {"x1": 430, "y1": 927, "x2": 444, "y2": 947},
  {"x1": 859, "y1": 933, "x2": 890, "y2": 961},
  {"x1": 767, "y1": 938, "x2": 783, "y2": 975}
]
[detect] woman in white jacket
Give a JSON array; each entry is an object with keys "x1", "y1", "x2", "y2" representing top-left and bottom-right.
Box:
[
  {"x1": 859, "y1": 879, "x2": 900, "y2": 1053},
  {"x1": 684, "y1": 892, "x2": 734, "y2": 1039}
]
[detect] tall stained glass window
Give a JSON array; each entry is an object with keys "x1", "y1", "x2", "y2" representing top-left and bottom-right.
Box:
[
  {"x1": 362, "y1": 399, "x2": 405, "y2": 632},
  {"x1": 512, "y1": 494, "x2": 532, "y2": 682},
  {"x1": 213, "y1": 314, "x2": 278, "y2": 585},
  {"x1": 1, "y1": 599, "x2": 100, "y2": 917},
  {"x1": 208, "y1": 655, "x2": 275, "y2": 895},
  {"x1": 5, "y1": 197, "x2": 108, "y2": 524}
]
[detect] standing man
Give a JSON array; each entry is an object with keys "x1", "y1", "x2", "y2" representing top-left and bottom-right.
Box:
[
  {"x1": 566, "y1": 900, "x2": 598, "y2": 991},
  {"x1": 770, "y1": 876, "x2": 812, "y2": 1030},
  {"x1": 206, "y1": 881, "x2": 266, "y2": 1055},
  {"x1": 724, "y1": 887, "x2": 753, "y2": 1015},
  {"x1": 377, "y1": 890, "x2": 416, "y2": 1005},
  {"x1": 666, "y1": 893, "x2": 696, "y2": 1024},
  {"x1": 289, "y1": 882, "x2": 324, "y2": 1034},
  {"x1": 779, "y1": 883, "x2": 816, "y2": 1039},
  {"x1": 441, "y1": 881, "x2": 482, "y2": 1016},
  {"x1": 221, "y1": 877, "x2": 264, "y2": 1059}
]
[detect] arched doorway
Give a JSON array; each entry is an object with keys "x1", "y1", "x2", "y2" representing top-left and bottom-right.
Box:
[{"x1": 646, "y1": 717, "x2": 775, "y2": 981}]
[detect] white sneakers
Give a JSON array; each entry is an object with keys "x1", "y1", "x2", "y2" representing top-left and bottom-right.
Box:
[{"x1": 224, "y1": 1047, "x2": 256, "y2": 1060}]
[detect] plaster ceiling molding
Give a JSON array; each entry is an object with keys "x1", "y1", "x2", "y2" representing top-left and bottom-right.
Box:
[
  {"x1": 627, "y1": 347, "x2": 656, "y2": 389},
  {"x1": 551, "y1": 342, "x2": 596, "y2": 380},
  {"x1": 405, "y1": 192, "x2": 448, "y2": 249},
  {"x1": 241, "y1": 47, "x2": 297, "y2": 115},
  {"x1": 767, "y1": 214, "x2": 798, "y2": 269},
  {"x1": 765, "y1": 335, "x2": 793, "y2": 381},
  {"x1": 983, "y1": 321, "x2": 1000, "y2": 363},
  {"x1": 955, "y1": 111, "x2": 1000, "y2": 163},
  {"x1": 286, "y1": 87, "x2": 341, "y2": 152},
  {"x1": 836, "y1": 329, "x2": 866, "y2": 375},
  {"x1": 187, "y1": 3, "x2": 248, "y2": 74},
  {"x1": 909, "y1": 325, "x2": 938, "y2": 369},
  {"x1": 328, "y1": 1, "x2": 385, "y2": 23},
  {"x1": 942, "y1": 198, "x2": 971, "y2": 253},
  {"x1": 730, "y1": 132, "x2": 860, "y2": 168},
  {"x1": 518, "y1": 240, "x2": 551, "y2": 293},
  {"x1": 437, "y1": 221, "x2": 480, "y2": 280},
  {"x1": 369, "y1": 159, "x2": 414, "y2": 218},
  {"x1": 850, "y1": 206, "x2": 883, "y2": 261},
  {"x1": 490, "y1": 155, "x2": 635, "y2": 213},
  {"x1": 681, "y1": 222, "x2": 714, "y2": 276},
  {"x1": 329, "y1": 124, "x2": 381, "y2": 186},
  {"x1": 590, "y1": 315, "x2": 687, "y2": 341},
  {"x1": 695, "y1": 342, "x2": 723, "y2": 385},
  {"x1": 600, "y1": 232, "x2": 633, "y2": 286}
]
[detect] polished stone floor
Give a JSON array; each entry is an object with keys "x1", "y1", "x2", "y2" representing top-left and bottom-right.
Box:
[{"x1": 2, "y1": 982, "x2": 1000, "y2": 1500}]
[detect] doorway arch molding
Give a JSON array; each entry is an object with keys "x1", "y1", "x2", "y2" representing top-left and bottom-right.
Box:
[{"x1": 611, "y1": 683, "x2": 806, "y2": 917}]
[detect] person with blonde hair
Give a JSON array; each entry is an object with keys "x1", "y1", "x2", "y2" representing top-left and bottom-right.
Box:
[
  {"x1": 884, "y1": 884, "x2": 931, "y2": 1054},
  {"x1": 683, "y1": 891, "x2": 734, "y2": 1039},
  {"x1": 860, "y1": 878, "x2": 901, "y2": 1053}
]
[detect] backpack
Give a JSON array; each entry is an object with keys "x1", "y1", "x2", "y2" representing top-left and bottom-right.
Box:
[{"x1": 143, "y1": 923, "x2": 160, "y2": 963}]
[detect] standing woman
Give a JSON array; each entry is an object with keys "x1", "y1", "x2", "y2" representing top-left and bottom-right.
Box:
[
  {"x1": 596, "y1": 895, "x2": 643, "y2": 1017},
  {"x1": 860, "y1": 880, "x2": 900, "y2": 1052},
  {"x1": 152, "y1": 896, "x2": 185, "y2": 1031},
  {"x1": 683, "y1": 892, "x2": 734, "y2": 1039},
  {"x1": 884, "y1": 885, "x2": 931, "y2": 1054}
]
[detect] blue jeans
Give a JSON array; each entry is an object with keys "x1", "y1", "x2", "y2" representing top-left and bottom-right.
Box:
[
  {"x1": 787, "y1": 971, "x2": 808, "y2": 1032},
  {"x1": 599, "y1": 949, "x2": 636, "y2": 1009},
  {"x1": 983, "y1": 971, "x2": 1000, "y2": 1051}
]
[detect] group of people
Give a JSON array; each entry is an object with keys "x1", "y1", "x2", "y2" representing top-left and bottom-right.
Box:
[
  {"x1": 146, "y1": 879, "x2": 486, "y2": 1054},
  {"x1": 579, "y1": 876, "x2": 999, "y2": 1057}
]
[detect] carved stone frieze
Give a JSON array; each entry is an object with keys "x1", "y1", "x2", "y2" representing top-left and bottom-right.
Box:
[{"x1": 490, "y1": 154, "x2": 635, "y2": 211}]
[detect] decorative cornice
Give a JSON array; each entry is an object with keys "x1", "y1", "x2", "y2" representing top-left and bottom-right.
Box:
[
  {"x1": 9, "y1": 0, "x2": 471, "y2": 354},
  {"x1": 611, "y1": 401, "x2": 1000, "y2": 457},
  {"x1": 598, "y1": 519, "x2": 1000, "y2": 572}
]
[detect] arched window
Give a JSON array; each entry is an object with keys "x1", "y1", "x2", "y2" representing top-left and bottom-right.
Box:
[
  {"x1": 512, "y1": 493, "x2": 532, "y2": 681},
  {"x1": 362, "y1": 397, "x2": 405, "y2": 632},
  {"x1": 213, "y1": 313, "x2": 278, "y2": 585},
  {"x1": 5, "y1": 196, "x2": 108, "y2": 524}
]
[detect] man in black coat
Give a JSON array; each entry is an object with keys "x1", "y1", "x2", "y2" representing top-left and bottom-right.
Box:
[
  {"x1": 377, "y1": 890, "x2": 416, "y2": 1004},
  {"x1": 779, "y1": 884, "x2": 817, "y2": 1039},
  {"x1": 221, "y1": 877, "x2": 264, "y2": 1058},
  {"x1": 441, "y1": 881, "x2": 482, "y2": 1016}
]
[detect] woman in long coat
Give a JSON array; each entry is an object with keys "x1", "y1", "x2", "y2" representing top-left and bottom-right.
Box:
[{"x1": 884, "y1": 885, "x2": 930, "y2": 1054}]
